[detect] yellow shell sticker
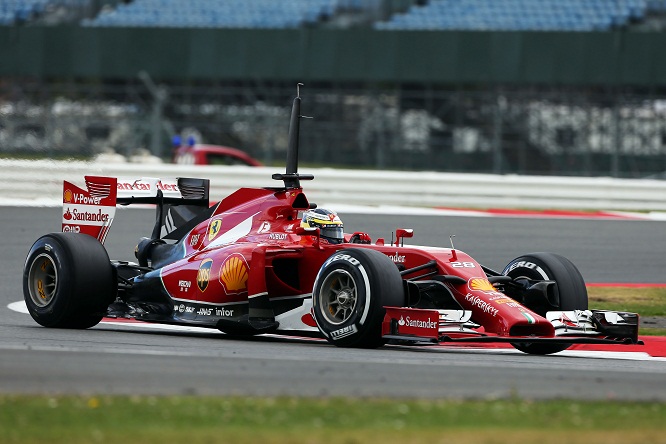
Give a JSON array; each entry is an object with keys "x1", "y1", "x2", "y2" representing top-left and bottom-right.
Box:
[
  {"x1": 63, "y1": 189, "x2": 73, "y2": 203},
  {"x1": 468, "y1": 278, "x2": 496, "y2": 292},
  {"x1": 208, "y1": 218, "x2": 222, "y2": 241},
  {"x1": 219, "y1": 254, "x2": 249, "y2": 294},
  {"x1": 197, "y1": 259, "x2": 213, "y2": 292}
]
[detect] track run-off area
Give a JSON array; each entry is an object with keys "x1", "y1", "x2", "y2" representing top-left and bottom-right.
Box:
[{"x1": 2, "y1": 205, "x2": 665, "y2": 400}]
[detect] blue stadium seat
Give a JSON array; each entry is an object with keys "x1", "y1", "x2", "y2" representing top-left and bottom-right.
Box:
[
  {"x1": 374, "y1": 0, "x2": 649, "y2": 31},
  {"x1": 80, "y1": 0, "x2": 335, "y2": 29},
  {"x1": 0, "y1": 0, "x2": 653, "y2": 30},
  {"x1": 0, "y1": 0, "x2": 50, "y2": 25}
]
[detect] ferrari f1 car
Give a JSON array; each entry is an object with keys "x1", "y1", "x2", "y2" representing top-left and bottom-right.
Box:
[{"x1": 23, "y1": 86, "x2": 641, "y2": 355}]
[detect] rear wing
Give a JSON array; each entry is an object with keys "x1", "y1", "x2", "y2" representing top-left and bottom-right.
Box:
[{"x1": 62, "y1": 176, "x2": 209, "y2": 244}]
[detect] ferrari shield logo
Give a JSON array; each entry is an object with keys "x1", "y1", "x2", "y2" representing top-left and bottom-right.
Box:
[
  {"x1": 197, "y1": 259, "x2": 213, "y2": 292},
  {"x1": 208, "y1": 218, "x2": 222, "y2": 241}
]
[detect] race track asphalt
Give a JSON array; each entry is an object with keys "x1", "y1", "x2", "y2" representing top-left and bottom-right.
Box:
[{"x1": 1, "y1": 206, "x2": 665, "y2": 400}]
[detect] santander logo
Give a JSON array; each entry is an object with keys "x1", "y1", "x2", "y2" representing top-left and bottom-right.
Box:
[
  {"x1": 386, "y1": 252, "x2": 406, "y2": 263},
  {"x1": 117, "y1": 179, "x2": 179, "y2": 192},
  {"x1": 398, "y1": 315, "x2": 437, "y2": 329},
  {"x1": 62, "y1": 208, "x2": 110, "y2": 223}
]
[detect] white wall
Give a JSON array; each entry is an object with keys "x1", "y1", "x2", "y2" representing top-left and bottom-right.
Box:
[{"x1": 2, "y1": 159, "x2": 665, "y2": 210}]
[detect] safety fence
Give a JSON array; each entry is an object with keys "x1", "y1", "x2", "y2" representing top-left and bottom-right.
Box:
[{"x1": 3, "y1": 81, "x2": 666, "y2": 179}]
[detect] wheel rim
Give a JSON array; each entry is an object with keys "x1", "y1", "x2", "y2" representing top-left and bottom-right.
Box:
[
  {"x1": 28, "y1": 253, "x2": 57, "y2": 308},
  {"x1": 318, "y1": 270, "x2": 357, "y2": 325}
]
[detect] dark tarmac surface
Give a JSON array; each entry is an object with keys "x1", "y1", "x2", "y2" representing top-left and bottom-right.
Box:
[{"x1": 1, "y1": 206, "x2": 665, "y2": 400}]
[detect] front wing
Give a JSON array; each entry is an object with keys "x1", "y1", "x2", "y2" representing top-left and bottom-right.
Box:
[{"x1": 381, "y1": 307, "x2": 641, "y2": 346}]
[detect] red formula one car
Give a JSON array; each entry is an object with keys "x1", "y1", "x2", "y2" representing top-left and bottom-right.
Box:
[{"x1": 23, "y1": 87, "x2": 641, "y2": 355}]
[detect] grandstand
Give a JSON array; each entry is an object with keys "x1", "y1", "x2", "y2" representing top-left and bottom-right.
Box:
[
  {"x1": 0, "y1": 0, "x2": 49, "y2": 25},
  {"x1": 81, "y1": 0, "x2": 337, "y2": 29},
  {"x1": 375, "y1": 0, "x2": 652, "y2": 31},
  {"x1": 0, "y1": 0, "x2": 343, "y2": 27},
  {"x1": 1, "y1": 0, "x2": 665, "y2": 30}
]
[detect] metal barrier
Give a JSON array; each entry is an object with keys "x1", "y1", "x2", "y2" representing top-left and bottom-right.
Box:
[{"x1": 2, "y1": 159, "x2": 665, "y2": 211}]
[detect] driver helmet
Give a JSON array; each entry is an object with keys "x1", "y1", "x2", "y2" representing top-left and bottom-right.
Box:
[{"x1": 300, "y1": 208, "x2": 344, "y2": 244}]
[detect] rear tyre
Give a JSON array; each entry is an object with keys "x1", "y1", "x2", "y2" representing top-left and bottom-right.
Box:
[
  {"x1": 23, "y1": 233, "x2": 116, "y2": 329},
  {"x1": 502, "y1": 252, "x2": 588, "y2": 355},
  {"x1": 312, "y1": 248, "x2": 404, "y2": 348}
]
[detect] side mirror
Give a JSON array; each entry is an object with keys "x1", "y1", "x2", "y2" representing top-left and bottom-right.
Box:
[
  {"x1": 295, "y1": 226, "x2": 320, "y2": 248},
  {"x1": 349, "y1": 232, "x2": 371, "y2": 244},
  {"x1": 394, "y1": 228, "x2": 414, "y2": 247},
  {"x1": 295, "y1": 226, "x2": 319, "y2": 236}
]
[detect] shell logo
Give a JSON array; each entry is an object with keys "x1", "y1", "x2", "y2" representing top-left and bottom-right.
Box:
[
  {"x1": 468, "y1": 278, "x2": 496, "y2": 292},
  {"x1": 63, "y1": 189, "x2": 73, "y2": 203},
  {"x1": 219, "y1": 254, "x2": 249, "y2": 294}
]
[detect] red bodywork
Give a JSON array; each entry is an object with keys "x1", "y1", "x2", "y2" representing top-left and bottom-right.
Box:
[
  {"x1": 150, "y1": 184, "x2": 551, "y2": 338},
  {"x1": 60, "y1": 173, "x2": 559, "y2": 339}
]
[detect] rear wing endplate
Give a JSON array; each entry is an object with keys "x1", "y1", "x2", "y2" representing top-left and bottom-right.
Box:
[{"x1": 62, "y1": 176, "x2": 209, "y2": 244}]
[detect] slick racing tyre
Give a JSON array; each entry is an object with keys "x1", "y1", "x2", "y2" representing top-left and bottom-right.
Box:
[
  {"x1": 502, "y1": 252, "x2": 588, "y2": 355},
  {"x1": 313, "y1": 248, "x2": 404, "y2": 348},
  {"x1": 23, "y1": 233, "x2": 116, "y2": 329}
]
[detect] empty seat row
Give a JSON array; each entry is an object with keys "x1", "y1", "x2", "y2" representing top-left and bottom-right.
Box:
[
  {"x1": 81, "y1": 0, "x2": 336, "y2": 29},
  {"x1": 375, "y1": 0, "x2": 649, "y2": 31},
  {"x1": 0, "y1": 0, "x2": 48, "y2": 24},
  {"x1": 0, "y1": 0, "x2": 661, "y2": 30}
]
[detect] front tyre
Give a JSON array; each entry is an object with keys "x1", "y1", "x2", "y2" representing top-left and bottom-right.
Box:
[
  {"x1": 23, "y1": 233, "x2": 116, "y2": 329},
  {"x1": 502, "y1": 252, "x2": 588, "y2": 355},
  {"x1": 313, "y1": 248, "x2": 404, "y2": 348}
]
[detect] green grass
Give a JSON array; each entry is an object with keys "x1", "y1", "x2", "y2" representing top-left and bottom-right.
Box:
[
  {"x1": 587, "y1": 286, "x2": 666, "y2": 336},
  {"x1": 1, "y1": 396, "x2": 665, "y2": 444},
  {"x1": 588, "y1": 286, "x2": 666, "y2": 317},
  {"x1": 642, "y1": 328, "x2": 666, "y2": 336}
]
